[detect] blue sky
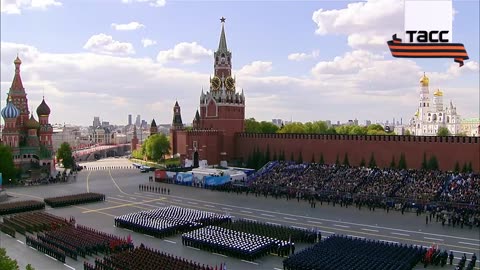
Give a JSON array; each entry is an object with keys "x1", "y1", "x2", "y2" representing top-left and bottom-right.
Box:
[{"x1": 1, "y1": 0, "x2": 479, "y2": 126}]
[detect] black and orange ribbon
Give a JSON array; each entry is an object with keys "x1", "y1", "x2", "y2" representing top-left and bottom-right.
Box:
[{"x1": 387, "y1": 34, "x2": 469, "y2": 67}]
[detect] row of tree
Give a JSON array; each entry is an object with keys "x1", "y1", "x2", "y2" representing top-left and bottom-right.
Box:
[
  {"x1": 245, "y1": 146, "x2": 474, "y2": 173},
  {"x1": 132, "y1": 133, "x2": 170, "y2": 162},
  {"x1": 245, "y1": 118, "x2": 468, "y2": 136},
  {"x1": 245, "y1": 118, "x2": 393, "y2": 135}
]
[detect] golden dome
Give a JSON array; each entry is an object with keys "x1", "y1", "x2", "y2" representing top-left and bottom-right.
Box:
[
  {"x1": 420, "y1": 73, "x2": 429, "y2": 87},
  {"x1": 433, "y1": 89, "x2": 443, "y2": 97},
  {"x1": 415, "y1": 110, "x2": 419, "y2": 117}
]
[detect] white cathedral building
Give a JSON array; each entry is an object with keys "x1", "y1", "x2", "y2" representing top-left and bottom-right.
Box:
[{"x1": 407, "y1": 73, "x2": 461, "y2": 136}]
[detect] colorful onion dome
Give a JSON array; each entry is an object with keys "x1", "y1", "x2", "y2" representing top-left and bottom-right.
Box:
[
  {"x1": 36, "y1": 97, "x2": 51, "y2": 116},
  {"x1": 1, "y1": 95, "x2": 20, "y2": 119}
]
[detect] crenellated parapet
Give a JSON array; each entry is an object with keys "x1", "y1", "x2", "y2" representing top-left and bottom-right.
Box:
[{"x1": 236, "y1": 132, "x2": 480, "y2": 144}]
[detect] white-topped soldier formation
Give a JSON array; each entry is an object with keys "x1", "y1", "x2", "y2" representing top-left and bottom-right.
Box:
[
  {"x1": 114, "y1": 206, "x2": 231, "y2": 238},
  {"x1": 182, "y1": 226, "x2": 293, "y2": 261}
]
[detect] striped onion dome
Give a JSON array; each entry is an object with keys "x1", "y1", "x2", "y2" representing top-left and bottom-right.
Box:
[{"x1": 1, "y1": 96, "x2": 20, "y2": 119}]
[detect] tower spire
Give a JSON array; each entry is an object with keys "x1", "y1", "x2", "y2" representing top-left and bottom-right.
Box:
[{"x1": 218, "y1": 17, "x2": 228, "y2": 52}]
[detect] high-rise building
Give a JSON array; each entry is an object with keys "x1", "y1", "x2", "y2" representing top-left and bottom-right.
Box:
[
  {"x1": 93, "y1": 116, "x2": 100, "y2": 127},
  {"x1": 135, "y1": 115, "x2": 141, "y2": 127},
  {"x1": 128, "y1": 114, "x2": 132, "y2": 126}
]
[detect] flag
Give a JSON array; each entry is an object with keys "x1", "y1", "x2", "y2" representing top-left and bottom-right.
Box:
[
  {"x1": 223, "y1": 263, "x2": 227, "y2": 270},
  {"x1": 127, "y1": 234, "x2": 132, "y2": 244}
]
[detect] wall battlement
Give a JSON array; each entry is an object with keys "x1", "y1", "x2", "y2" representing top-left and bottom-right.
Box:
[
  {"x1": 234, "y1": 133, "x2": 479, "y2": 172},
  {"x1": 236, "y1": 133, "x2": 480, "y2": 144}
]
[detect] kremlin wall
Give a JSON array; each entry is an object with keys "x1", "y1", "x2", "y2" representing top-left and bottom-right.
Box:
[
  {"x1": 169, "y1": 19, "x2": 480, "y2": 173},
  {"x1": 234, "y1": 133, "x2": 479, "y2": 172}
]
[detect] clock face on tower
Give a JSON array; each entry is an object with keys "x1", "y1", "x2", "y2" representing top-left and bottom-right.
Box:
[
  {"x1": 225, "y1": 76, "x2": 235, "y2": 91},
  {"x1": 211, "y1": 76, "x2": 221, "y2": 91}
]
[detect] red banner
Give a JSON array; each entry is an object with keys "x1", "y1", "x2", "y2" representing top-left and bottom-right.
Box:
[{"x1": 387, "y1": 34, "x2": 469, "y2": 67}]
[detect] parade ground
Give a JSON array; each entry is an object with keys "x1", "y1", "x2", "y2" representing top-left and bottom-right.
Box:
[{"x1": 1, "y1": 158, "x2": 479, "y2": 270}]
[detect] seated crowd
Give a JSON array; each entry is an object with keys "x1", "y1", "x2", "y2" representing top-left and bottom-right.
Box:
[
  {"x1": 283, "y1": 235, "x2": 426, "y2": 270},
  {"x1": 114, "y1": 206, "x2": 231, "y2": 238},
  {"x1": 0, "y1": 200, "x2": 45, "y2": 215},
  {"x1": 84, "y1": 244, "x2": 214, "y2": 270},
  {"x1": 44, "y1": 192, "x2": 106, "y2": 208},
  {"x1": 242, "y1": 161, "x2": 480, "y2": 227},
  {"x1": 219, "y1": 219, "x2": 317, "y2": 244},
  {"x1": 182, "y1": 225, "x2": 288, "y2": 261}
]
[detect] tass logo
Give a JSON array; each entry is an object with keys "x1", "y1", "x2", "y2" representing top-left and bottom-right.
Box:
[{"x1": 387, "y1": 0, "x2": 468, "y2": 66}]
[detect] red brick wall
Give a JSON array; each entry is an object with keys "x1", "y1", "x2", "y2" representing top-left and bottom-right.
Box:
[
  {"x1": 234, "y1": 133, "x2": 480, "y2": 172},
  {"x1": 179, "y1": 130, "x2": 224, "y2": 164}
]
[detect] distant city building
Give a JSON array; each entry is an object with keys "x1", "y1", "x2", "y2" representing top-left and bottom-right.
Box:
[
  {"x1": 101, "y1": 121, "x2": 109, "y2": 127},
  {"x1": 365, "y1": 120, "x2": 372, "y2": 126},
  {"x1": 141, "y1": 120, "x2": 147, "y2": 129},
  {"x1": 272, "y1": 119, "x2": 283, "y2": 127},
  {"x1": 1, "y1": 56, "x2": 55, "y2": 174},
  {"x1": 93, "y1": 116, "x2": 101, "y2": 127},
  {"x1": 325, "y1": 120, "x2": 332, "y2": 127},
  {"x1": 90, "y1": 127, "x2": 112, "y2": 145},
  {"x1": 460, "y1": 118, "x2": 480, "y2": 137},
  {"x1": 128, "y1": 114, "x2": 132, "y2": 126},
  {"x1": 135, "y1": 115, "x2": 141, "y2": 127},
  {"x1": 407, "y1": 74, "x2": 461, "y2": 136}
]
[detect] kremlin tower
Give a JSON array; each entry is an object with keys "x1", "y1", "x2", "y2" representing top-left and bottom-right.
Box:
[
  {"x1": 170, "y1": 17, "x2": 245, "y2": 165},
  {"x1": 1, "y1": 56, "x2": 55, "y2": 174}
]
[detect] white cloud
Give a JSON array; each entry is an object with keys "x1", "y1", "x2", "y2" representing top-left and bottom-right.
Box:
[
  {"x1": 83, "y1": 34, "x2": 135, "y2": 55},
  {"x1": 312, "y1": 50, "x2": 383, "y2": 75},
  {"x1": 1, "y1": 41, "x2": 478, "y2": 127},
  {"x1": 288, "y1": 50, "x2": 319, "y2": 61},
  {"x1": 141, "y1": 38, "x2": 157, "y2": 48},
  {"x1": 111, "y1": 22, "x2": 145, "y2": 31},
  {"x1": 312, "y1": 0, "x2": 403, "y2": 50},
  {"x1": 121, "y1": 0, "x2": 165, "y2": 7},
  {"x1": 156, "y1": 42, "x2": 212, "y2": 65},
  {"x1": 1, "y1": 0, "x2": 62, "y2": 14},
  {"x1": 238, "y1": 61, "x2": 273, "y2": 76}
]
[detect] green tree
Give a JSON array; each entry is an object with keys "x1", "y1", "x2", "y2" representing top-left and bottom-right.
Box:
[
  {"x1": 272, "y1": 151, "x2": 277, "y2": 161},
  {"x1": 245, "y1": 118, "x2": 262, "y2": 133},
  {"x1": 467, "y1": 162, "x2": 473, "y2": 173},
  {"x1": 145, "y1": 134, "x2": 170, "y2": 162},
  {"x1": 421, "y1": 152, "x2": 428, "y2": 170},
  {"x1": 359, "y1": 157, "x2": 366, "y2": 167},
  {"x1": 437, "y1": 127, "x2": 450, "y2": 136},
  {"x1": 311, "y1": 153, "x2": 315, "y2": 163},
  {"x1": 319, "y1": 153, "x2": 325, "y2": 165},
  {"x1": 343, "y1": 153, "x2": 350, "y2": 166},
  {"x1": 56, "y1": 142, "x2": 74, "y2": 168},
  {"x1": 0, "y1": 248, "x2": 19, "y2": 270},
  {"x1": 404, "y1": 130, "x2": 412, "y2": 136},
  {"x1": 462, "y1": 162, "x2": 468, "y2": 173},
  {"x1": 368, "y1": 153, "x2": 376, "y2": 168},
  {"x1": 427, "y1": 155, "x2": 439, "y2": 170},
  {"x1": 278, "y1": 122, "x2": 306, "y2": 134},
  {"x1": 335, "y1": 154, "x2": 340, "y2": 165},
  {"x1": 0, "y1": 145, "x2": 17, "y2": 182},
  {"x1": 390, "y1": 156, "x2": 396, "y2": 168},
  {"x1": 26, "y1": 264, "x2": 35, "y2": 270},
  {"x1": 297, "y1": 151, "x2": 303, "y2": 164},
  {"x1": 453, "y1": 161, "x2": 460, "y2": 173},
  {"x1": 259, "y1": 121, "x2": 279, "y2": 133},
  {"x1": 398, "y1": 153, "x2": 407, "y2": 169}
]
